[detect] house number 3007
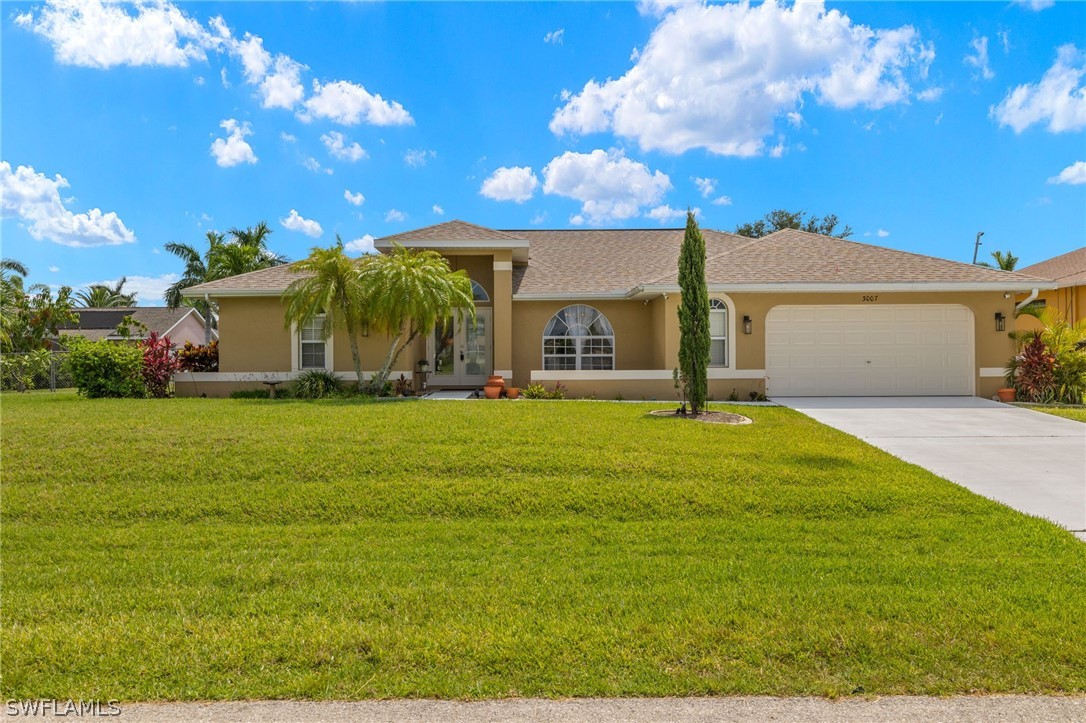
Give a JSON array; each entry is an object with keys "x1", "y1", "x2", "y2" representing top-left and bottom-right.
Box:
[{"x1": 861, "y1": 295, "x2": 879, "y2": 302}]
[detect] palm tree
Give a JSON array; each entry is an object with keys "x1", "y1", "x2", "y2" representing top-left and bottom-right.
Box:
[
  {"x1": 75, "y1": 278, "x2": 136, "y2": 308},
  {"x1": 976, "y1": 250, "x2": 1019, "y2": 271},
  {"x1": 1, "y1": 259, "x2": 30, "y2": 350},
  {"x1": 165, "y1": 224, "x2": 287, "y2": 343},
  {"x1": 358, "y1": 244, "x2": 474, "y2": 391},
  {"x1": 282, "y1": 237, "x2": 369, "y2": 390}
]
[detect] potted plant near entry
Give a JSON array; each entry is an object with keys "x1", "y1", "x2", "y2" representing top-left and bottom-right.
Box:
[
  {"x1": 996, "y1": 387, "x2": 1016, "y2": 403},
  {"x1": 484, "y1": 375, "x2": 505, "y2": 399}
]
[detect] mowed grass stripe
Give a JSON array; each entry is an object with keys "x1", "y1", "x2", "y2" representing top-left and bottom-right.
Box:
[{"x1": 2, "y1": 393, "x2": 1084, "y2": 700}]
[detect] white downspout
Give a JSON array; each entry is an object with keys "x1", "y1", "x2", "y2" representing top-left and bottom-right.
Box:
[{"x1": 1015, "y1": 288, "x2": 1039, "y2": 314}]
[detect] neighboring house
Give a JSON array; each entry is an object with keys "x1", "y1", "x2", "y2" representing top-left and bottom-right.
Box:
[
  {"x1": 1015, "y1": 247, "x2": 1086, "y2": 333},
  {"x1": 178, "y1": 220, "x2": 1053, "y2": 399},
  {"x1": 57, "y1": 307, "x2": 212, "y2": 348}
]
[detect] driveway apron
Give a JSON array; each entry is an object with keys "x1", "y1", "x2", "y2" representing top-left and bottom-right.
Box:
[{"x1": 774, "y1": 397, "x2": 1086, "y2": 539}]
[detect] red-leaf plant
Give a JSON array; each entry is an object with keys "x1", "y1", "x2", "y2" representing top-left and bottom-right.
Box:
[
  {"x1": 1011, "y1": 334, "x2": 1057, "y2": 403},
  {"x1": 140, "y1": 332, "x2": 181, "y2": 398}
]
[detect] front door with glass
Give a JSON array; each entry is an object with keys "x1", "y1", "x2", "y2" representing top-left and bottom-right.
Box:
[{"x1": 430, "y1": 309, "x2": 491, "y2": 387}]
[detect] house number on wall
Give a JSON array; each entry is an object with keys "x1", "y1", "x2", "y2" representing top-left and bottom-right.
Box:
[{"x1": 861, "y1": 295, "x2": 879, "y2": 302}]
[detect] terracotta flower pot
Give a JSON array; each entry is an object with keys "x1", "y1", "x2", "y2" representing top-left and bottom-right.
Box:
[
  {"x1": 487, "y1": 375, "x2": 505, "y2": 388},
  {"x1": 484, "y1": 384, "x2": 502, "y2": 399},
  {"x1": 506, "y1": 387, "x2": 520, "y2": 399},
  {"x1": 997, "y1": 388, "x2": 1016, "y2": 403}
]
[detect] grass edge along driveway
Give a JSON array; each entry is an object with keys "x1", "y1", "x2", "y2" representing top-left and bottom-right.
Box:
[{"x1": 3, "y1": 393, "x2": 1084, "y2": 700}]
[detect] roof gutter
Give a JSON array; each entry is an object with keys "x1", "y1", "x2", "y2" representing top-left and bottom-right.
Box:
[{"x1": 1014, "y1": 288, "x2": 1040, "y2": 313}]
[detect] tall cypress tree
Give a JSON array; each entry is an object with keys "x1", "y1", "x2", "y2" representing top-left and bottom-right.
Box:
[{"x1": 677, "y1": 211, "x2": 710, "y2": 414}]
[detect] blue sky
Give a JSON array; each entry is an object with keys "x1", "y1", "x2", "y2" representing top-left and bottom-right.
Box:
[{"x1": 3, "y1": 0, "x2": 1084, "y2": 304}]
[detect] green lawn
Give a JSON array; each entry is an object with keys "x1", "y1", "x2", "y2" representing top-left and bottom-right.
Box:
[
  {"x1": 1018, "y1": 404, "x2": 1086, "y2": 423},
  {"x1": 3, "y1": 392, "x2": 1085, "y2": 701}
]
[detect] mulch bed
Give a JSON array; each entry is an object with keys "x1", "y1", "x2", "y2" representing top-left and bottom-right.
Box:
[{"x1": 648, "y1": 409, "x2": 753, "y2": 425}]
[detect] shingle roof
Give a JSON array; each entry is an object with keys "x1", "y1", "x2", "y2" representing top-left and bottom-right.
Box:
[
  {"x1": 57, "y1": 307, "x2": 200, "y2": 338},
  {"x1": 510, "y1": 228, "x2": 748, "y2": 295},
  {"x1": 1018, "y1": 247, "x2": 1086, "y2": 287},
  {"x1": 645, "y1": 229, "x2": 1050, "y2": 287},
  {"x1": 378, "y1": 220, "x2": 527, "y2": 244},
  {"x1": 182, "y1": 224, "x2": 1054, "y2": 297},
  {"x1": 182, "y1": 264, "x2": 308, "y2": 295}
]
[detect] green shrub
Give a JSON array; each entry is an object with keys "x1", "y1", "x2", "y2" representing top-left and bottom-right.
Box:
[
  {"x1": 0, "y1": 350, "x2": 51, "y2": 392},
  {"x1": 67, "y1": 339, "x2": 146, "y2": 398},
  {"x1": 229, "y1": 389, "x2": 271, "y2": 400},
  {"x1": 1007, "y1": 316, "x2": 1086, "y2": 405},
  {"x1": 522, "y1": 382, "x2": 566, "y2": 400},
  {"x1": 291, "y1": 369, "x2": 342, "y2": 399}
]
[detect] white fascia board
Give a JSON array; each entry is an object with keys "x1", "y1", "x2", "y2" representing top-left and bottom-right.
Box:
[
  {"x1": 159, "y1": 307, "x2": 198, "y2": 338},
  {"x1": 513, "y1": 292, "x2": 630, "y2": 301},
  {"x1": 631, "y1": 281, "x2": 1056, "y2": 296}
]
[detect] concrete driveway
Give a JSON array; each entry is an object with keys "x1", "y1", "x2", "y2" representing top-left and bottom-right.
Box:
[{"x1": 774, "y1": 397, "x2": 1086, "y2": 539}]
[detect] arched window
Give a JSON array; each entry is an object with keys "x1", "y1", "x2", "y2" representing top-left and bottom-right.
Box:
[
  {"x1": 471, "y1": 280, "x2": 489, "y2": 302},
  {"x1": 543, "y1": 304, "x2": 614, "y2": 370},
  {"x1": 710, "y1": 299, "x2": 728, "y2": 367}
]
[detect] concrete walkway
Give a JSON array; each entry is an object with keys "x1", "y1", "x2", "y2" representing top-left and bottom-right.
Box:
[
  {"x1": 94, "y1": 696, "x2": 1086, "y2": 722},
  {"x1": 775, "y1": 397, "x2": 1086, "y2": 539}
]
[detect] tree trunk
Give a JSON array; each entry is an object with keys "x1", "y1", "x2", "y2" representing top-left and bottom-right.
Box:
[
  {"x1": 371, "y1": 324, "x2": 419, "y2": 392},
  {"x1": 346, "y1": 321, "x2": 364, "y2": 391}
]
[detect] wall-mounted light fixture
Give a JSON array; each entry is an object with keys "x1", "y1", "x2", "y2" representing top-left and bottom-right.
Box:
[
  {"x1": 995, "y1": 312, "x2": 1006, "y2": 332},
  {"x1": 743, "y1": 315, "x2": 753, "y2": 335}
]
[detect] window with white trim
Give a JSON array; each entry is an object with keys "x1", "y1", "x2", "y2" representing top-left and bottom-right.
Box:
[
  {"x1": 300, "y1": 315, "x2": 327, "y2": 369},
  {"x1": 543, "y1": 305, "x2": 614, "y2": 371},
  {"x1": 470, "y1": 280, "x2": 490, "y2": 302},
  {"x1": 709, "y1": 299, "x2": 728, "y2": 367}
]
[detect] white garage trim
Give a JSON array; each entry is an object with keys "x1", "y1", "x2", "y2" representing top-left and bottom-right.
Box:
[{"x1": 765, "y1": 304, "x2": 975, "y2": 397}]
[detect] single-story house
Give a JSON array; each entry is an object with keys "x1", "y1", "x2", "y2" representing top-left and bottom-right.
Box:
[
  {"x1": 178, "y1": 220, "x2": 1054, "y2": 399},
  {"x1": 1015, "y1": 246, "x2": 1085, "y2": 333},
  {"x1": 57, "y1": 307, "x2": 211, "y2": 347}
]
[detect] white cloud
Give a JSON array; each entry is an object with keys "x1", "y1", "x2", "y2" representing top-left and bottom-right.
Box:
[
  {"x1": 15, "y1": 0, "x2": 216, "y2": 69},
  {"x1": 220, "y1": 67, "x2": 230, "y2": 87},
  {"x1": 692, "y1": 177, "x2": 717, "y2": 198},
  {"x1": 49, "y1": 265, "x2": 60, "y2": 273},
  {"x1": 193, "y1": 75, "x2": 205, "y2": 86},
  {"x1": 385, "y1": 209, "x2": 406, "y2": 223},
  {"x1": 236, "y1": 33, "x2": 270, "y2": 83},
  {"x1": 646, "y1": 205, "x2": 698, "y2": 224},
  {"x1": 917, "y1": 87, "x2": 944, "y2": 102},
  {"x1": 84, "y1": 273, "x2": 180, "y2": 305},
  {"x1": 551, "y1": 1, "x2": 935, "y2": 156},
  {"x1": 280, "y1": 131, "x2": 296, "y2": 143},
  {"x1": 965, "y1": 35, "x2": 994, "y2": 81},
  {"x1": 998, "y1": 31, "x2": 1011, "y2": 55},
  {"x1": 344, "y1": 234, "x2": 376, "y2": 255},
  {"x1": 541, "y1": 149, "x2": 671, "y2": 225},
  {"x1": 432, "y1": 205, "x2": 444, "y2": 215},
  {"x1": 1014, "y1": 0, "x2": 1054, "y2": 10},
  {"x1": 300, "y1": 79, "x2": 413, "y2": 126},
  {"x1": 0, "y1": 161, "x2": 136, "y2": 247},
  {"x1": 403, "y1": 148, "x2": 436, "y2": 168},
  {"x1": 302, "y1": 157, "x2": 332, "y2": 175},
  {"x1": 786, "y1": 111, "x2": 804, "y2": 128},
  {"x1": 321, "y1": 131, "x2": 367, "y2": 162},
  {"x1": 877, "y1": 228, "x2": 890, "y2": 237},
  {"x1": 711, "y1": 195, "x2": 732, "y2": 206},
  {"x1": 991, "y1": 44, "x2": 1086, "y2": 133},
  {"x1": 544, "y1": 28, "x2": 565, "y2": 45},
  {"x1": 344, "y1": 189, "x2": 365, "y2": 206},
  {"x1": 530, "y1": 211, "x2": 548, "y2": 225},
  {"x1": 480, "y1": 166, "x2": 539, "y2": 203},
  {"x1": 209, "y1": 119, "x2": 257, "y2": 167},
  {"x1": 259, "y1": 54, "x2": 306, "y2": 109},
  {"x1": 1048, "y1": 160, "x2": 1086, "y2": 185},
  {"x1": 280, "y1": 209, "x2": 322, "y2": 238}
]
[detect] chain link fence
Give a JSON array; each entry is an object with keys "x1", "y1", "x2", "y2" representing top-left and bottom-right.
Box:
[{"x1": 1, "y1": 351, "x2": 75, "y2": 392}]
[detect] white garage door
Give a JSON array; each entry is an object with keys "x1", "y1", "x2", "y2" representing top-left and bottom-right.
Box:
[{"x1": 766, "y1": 305, "x2": 974, "y2": 397}]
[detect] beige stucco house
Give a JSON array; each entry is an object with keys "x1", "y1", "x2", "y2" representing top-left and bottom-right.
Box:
[
  {"x1": 1015, "y1": 246, "x2": 1085, "y2": 334},
  {"x1": 178, "y1": 220, "x2": 1054, "y2": 399}
]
